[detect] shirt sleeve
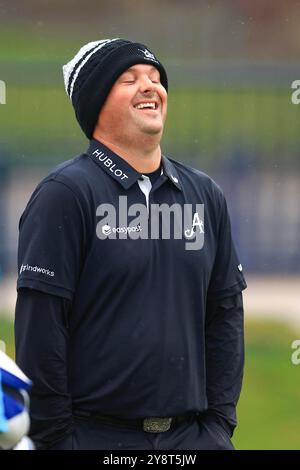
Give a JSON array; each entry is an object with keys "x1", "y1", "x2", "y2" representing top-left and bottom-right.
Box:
[
  {"x1": 17, "y1": 178, "x2": 86, "y2": 301},
  {"x1": 15, "y1": 288, "x2": 73, "y2": 449},
  {"x1": 207, "y1": 187, "x2": 247, "y2": 301},
  {"x1": 204, "y1": 292, "x2": 245, "y2": 437}
]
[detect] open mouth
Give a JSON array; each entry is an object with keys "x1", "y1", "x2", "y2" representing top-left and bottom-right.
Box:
[{"x1": 133, "y1": 101, "x2": 158, "y2": 111}]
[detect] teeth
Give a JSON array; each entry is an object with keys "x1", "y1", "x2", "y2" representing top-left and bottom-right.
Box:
[{"x1": 135, "y1": 102, "x2": 156, "y2": 109}]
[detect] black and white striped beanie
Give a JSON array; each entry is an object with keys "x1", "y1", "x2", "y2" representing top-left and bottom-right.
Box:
[{"x1": 62, "y1": 38, "x2": 168, "y2": 139}]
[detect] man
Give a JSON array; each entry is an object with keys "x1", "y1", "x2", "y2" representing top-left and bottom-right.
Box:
[{"x1": 15, "y1": 39, "x2": 246, "y2": 450}]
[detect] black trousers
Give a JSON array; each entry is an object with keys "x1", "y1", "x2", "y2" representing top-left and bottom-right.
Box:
[{"x1": 50, "y1": 415, "x2": 235, "y2": 450}]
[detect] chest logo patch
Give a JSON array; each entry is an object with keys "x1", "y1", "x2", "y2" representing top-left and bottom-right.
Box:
[{"x1": 184, "y1": 212, "x2": 205, "y2": 239}]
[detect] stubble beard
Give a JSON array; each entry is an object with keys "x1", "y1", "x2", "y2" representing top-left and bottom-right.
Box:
[{"x1": 133, "y1": 112, "x2": 164, "y2": 136}]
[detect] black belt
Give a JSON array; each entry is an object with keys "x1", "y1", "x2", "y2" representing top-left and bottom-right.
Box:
[{"x1": 73, "y1": 409, "x2": 195, "y2": 433}]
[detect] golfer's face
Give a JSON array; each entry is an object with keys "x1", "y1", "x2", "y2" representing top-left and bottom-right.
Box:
[{"x1": 97, "y1": 64, "x2": 168, "y2": 139}]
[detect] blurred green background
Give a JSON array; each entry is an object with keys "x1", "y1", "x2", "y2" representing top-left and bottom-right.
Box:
[{"x1": 1, "y1": 0, "x2": 300, "y2": 450}]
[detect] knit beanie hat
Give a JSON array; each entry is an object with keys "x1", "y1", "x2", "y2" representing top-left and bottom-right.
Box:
[{"x1": 62, "y1": 38, "x2": 168, "y2": 139}]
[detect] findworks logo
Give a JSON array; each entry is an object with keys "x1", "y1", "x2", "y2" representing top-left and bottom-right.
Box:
[
  {"x1": 20, "y1": 263, "x2": 55, "y2": 277},
  {"x1": 0, "y1": 80, "x2": 6, "y2": 104}
]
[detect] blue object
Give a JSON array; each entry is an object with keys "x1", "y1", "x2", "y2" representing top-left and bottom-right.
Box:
[
  {"x1": 0, "y1": 370, "x2": 8, "y2": 433},
  {"x1": 3, "y1": 393, "x2": 24, "y2": 420}
]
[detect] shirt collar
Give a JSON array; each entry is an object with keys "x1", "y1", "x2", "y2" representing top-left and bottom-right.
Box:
[
  {"x1": 161, "y1": 155, "x2": 183, "y2": 191},
  {"x1": 87, "y1": 140, "x2": 140, "y2": 189},
  {"x1": 87, "y1": 139, "x2": 182, "y2": 191}
]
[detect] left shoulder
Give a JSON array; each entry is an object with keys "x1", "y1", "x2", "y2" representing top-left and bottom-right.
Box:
[{"x1": 166, "y1": 156, "x2": 226, "y2": 203}]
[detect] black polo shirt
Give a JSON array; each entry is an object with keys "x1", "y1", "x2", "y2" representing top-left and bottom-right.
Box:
[{"x1": 17, "y1": 139, "x2": 246, "y2": 419}]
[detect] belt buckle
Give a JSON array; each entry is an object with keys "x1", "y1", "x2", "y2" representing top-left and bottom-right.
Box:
[{"x1": 143, "y1": 417, "x2": 172, "y2": 433}]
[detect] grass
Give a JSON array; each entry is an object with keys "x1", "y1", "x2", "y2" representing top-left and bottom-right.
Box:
[
  {"x1": 0, "y1": 315, "x2": 15, "y2": 359},
  {"x1": 1, "y1": 85, "x2": 299, "y2": 168},
  {"x1": 0, "y1": 82, "x2": 300, "y2": 172},
  {"x1": 232, "y1": 319, "x2": 300, "y2": 449},
  {"x1": 1, "y1": 313, "x2": 299, "y2": 449},
  {"x1": 1, "y1": 24, "x2": 299, "y2": 169},
  {"x1": 0, "y1": 24, "x2": 83, "y2": 63}
]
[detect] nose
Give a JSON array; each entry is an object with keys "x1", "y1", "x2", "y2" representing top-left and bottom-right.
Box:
[{"x1": 138, "y1": 74, "x2": 156, "y2": 93}]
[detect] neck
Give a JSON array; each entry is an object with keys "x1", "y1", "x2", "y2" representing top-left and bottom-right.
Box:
[{"x1": 93, "y1": 131, "x2": 162, "y2": 173}]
